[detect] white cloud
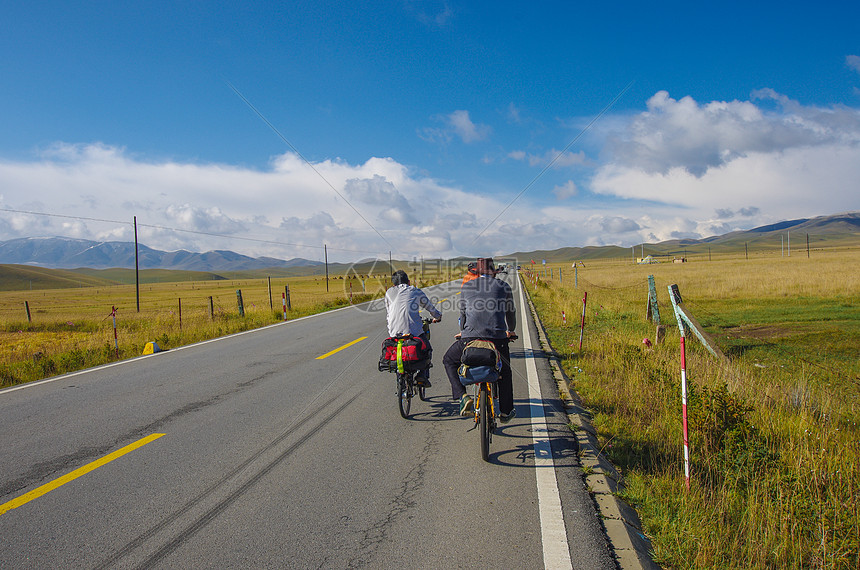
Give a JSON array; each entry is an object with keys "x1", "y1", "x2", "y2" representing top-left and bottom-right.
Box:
[
  {"x1": 552, "y1": 181, "x2": 578, "y2": 200},
  {"x1": 447, "y1": 110, "x2": 491, "y2": 143},
  {"x1": 847, "y1": 55, "x2": 860, "y2": 74},
  {"x1": 586, "y1": 90, "x2": 860, "y2": 242},
  {"x1": 508, "y1": 148, "x2": 588, "y2": 169},
  {"x1": 0, "y1": 143, "x2": 544, "y2": 260},
  {"x1": 420, "y1": 110, "x2": 491, "y2": 144},
  {"x1": 3, "y1": 88, "x2": 859, "y2": 262},
  {"x1": 507, "y1": 102, "x2": 522, "y2": 123},
  {"x1": 606, "y1": 90, "x2": 860, "y2": 177}
]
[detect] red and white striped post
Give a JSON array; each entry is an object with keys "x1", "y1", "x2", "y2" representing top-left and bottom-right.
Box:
[
  {"x1": 578, "y1": 292, "x2": 588, "y2": 351},
  {"x1": 349, "y1": 281, "x2": 353, "y2": 303},
  {"x1": 562, "y1": 310, "x2": 567, "y2": 325},
  {"x1": 282, "y1": 293, "x2": 287, "y2": 321},
  {"x1": 668, "y1": 284, "x2": 692, "y2": 490},
  {"x1": 680, "y1": 334, "x2": 691, "y2": 489},
  {"x1": 110, "y1": 306, "x2": 119, "y2": 358}
]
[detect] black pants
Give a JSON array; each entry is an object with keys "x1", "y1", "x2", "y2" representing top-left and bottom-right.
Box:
[{"x1": 443, "y1": 338, "x2": 513, "y2": 415}]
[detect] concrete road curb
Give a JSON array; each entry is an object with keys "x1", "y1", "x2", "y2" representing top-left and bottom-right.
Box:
[{"x1": 524, "y1": 290, "x2": 661, "y2": 570}]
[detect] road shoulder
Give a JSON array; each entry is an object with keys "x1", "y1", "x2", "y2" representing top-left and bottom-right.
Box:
[{"x1": 521, "y1": 281, "x2": 661, "y2": 570}]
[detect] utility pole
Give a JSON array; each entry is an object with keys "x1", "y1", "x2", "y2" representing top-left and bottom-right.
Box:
[
  {"x1": 324, "y1": 244, "x2": 329, "y2": 292},
  {"x1": 134, "y1": 216, "x2": 140, "y2": 312}
]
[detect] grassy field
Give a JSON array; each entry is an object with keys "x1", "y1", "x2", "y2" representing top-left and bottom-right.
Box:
[
  {"x1": 524, "y1": 249, "x2": 860, "y2": 569},
  {"x1": 0, "y1": 268, "x2": 448, "y2": 387}
]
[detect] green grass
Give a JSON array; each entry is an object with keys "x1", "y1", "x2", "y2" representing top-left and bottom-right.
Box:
[{"x1": 0, "y1": 264, "x2": 118, "y2": 291}]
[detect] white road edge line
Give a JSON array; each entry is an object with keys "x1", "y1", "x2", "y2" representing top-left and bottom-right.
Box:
[{"x1": 518, "y1": 278, "x2": 574, "y2": 570}]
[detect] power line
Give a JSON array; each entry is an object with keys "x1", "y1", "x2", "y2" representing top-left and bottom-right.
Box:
[
  {"x1": 470, "y1": 81, "x2": 635, "y2": 246},
  {"x1": 224, "y1": 80, "x2": 393, "y2": 250},
  {"x1": 0, "y1": 207, "x2": 384, "y2": 255}
]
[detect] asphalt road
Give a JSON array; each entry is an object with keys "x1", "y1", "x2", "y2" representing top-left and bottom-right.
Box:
[{"x1": 0, "y1": 272, "x2": 615, "y2": 569}]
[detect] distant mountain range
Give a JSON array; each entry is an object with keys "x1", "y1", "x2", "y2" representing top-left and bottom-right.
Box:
[
  {"x1": 0, "y1": 237, "x2": 323, "y2": 271},
  {"x1": 506, "y1": 211, "x2": 860, "y2": 262},
  {"x1": 1, "y1": 211, "x2": 857, "y2": 271}
]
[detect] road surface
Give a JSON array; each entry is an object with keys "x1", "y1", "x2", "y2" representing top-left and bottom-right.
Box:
[{"x1": 0, "y1": 272, "x2": 615, "y2": 568}]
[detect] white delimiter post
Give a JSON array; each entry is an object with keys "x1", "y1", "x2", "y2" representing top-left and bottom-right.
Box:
[{"x1": 679, "y1": 335, "x2": 691, "y2": 489}]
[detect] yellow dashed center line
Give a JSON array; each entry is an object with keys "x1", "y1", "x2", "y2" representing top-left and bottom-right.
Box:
[
  {"x1": 316, "y1": 336, "x2": 367, "y2": 360},
  {"x1": 0, "y1": 433, "x2": 166, "y2": 517}
]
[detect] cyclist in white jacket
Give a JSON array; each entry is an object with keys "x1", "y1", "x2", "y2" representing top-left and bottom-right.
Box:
[{"x1": 384, "y1": 270, "x2": 442, "y2": 386}]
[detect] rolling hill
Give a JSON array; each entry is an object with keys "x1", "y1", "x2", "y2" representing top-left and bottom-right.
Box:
[
  {"x1": 1, "y1": 211, "x2": 857, "y2": 290},
  {"x1": 0, "y1": 237, "x2": 324, "y2": 271}
]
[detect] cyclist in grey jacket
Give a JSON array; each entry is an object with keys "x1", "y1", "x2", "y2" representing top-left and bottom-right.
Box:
[{"x1": 442, "y1": 258, "x2": 517, "y2": 420}]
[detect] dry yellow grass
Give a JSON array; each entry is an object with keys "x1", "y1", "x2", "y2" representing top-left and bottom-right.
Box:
[
  {"x1": 0, "y1": 268, "x2": 451, "y2": 386},
  {"x1": 525, "y1": 247, "x2": 860, "y2": 569}
]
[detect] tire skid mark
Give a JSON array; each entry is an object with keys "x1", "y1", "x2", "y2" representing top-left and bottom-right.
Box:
[
  {"x1": 138, "y1": 398, "x2": 355, "y2": 569},
  {"x1": 96, "y1": 393, "x2": 354, "y2": 569},
  {"x1": 0, "y1": 370, "x2": 279, "y2": 500}
]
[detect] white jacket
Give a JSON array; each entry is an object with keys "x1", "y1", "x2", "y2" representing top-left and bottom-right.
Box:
[{"x1": 384, "y1": 284, "x2": 441, "y2": 337}]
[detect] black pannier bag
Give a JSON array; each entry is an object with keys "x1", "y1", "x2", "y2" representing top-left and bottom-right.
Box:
[
  {"x1": 378, "y1": 336, "x2": 431, "y2": 372},
  {"x1": 460, "y1": 339, "x2": 500, "y2": 367}
]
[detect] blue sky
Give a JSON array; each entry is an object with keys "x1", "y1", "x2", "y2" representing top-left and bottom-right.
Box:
[{"x1": 1, "y1": 1, "x2": 859, "y2": 262}]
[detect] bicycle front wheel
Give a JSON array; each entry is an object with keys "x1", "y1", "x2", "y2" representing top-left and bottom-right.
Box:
[
  {"x1": 479, "y1": 384, "x2": 491, "y2": 461},
  {"x1": 398, "y1": 374, "x2": 412, "y2": 419}
]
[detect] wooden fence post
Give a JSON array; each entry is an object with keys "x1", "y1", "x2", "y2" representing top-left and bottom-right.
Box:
[
  {"x1": 209, "y1": 296, "x2": 214, "y2": 320},
  {"x1": 110, "y1": 306, "x2": 119, "y2": 358},
  {"x1": 284, "y1": 285, "x2": 292, "y2": 311},
  {"x1": 667, "y1": 284, "x2": 729, "y2": 363},
  {"x1": 25, "y1": 301, "x2": 32, "y2": 323},
  {"x1": 267, "y1": 276, "x2": 273, "y2": 309},
  {"x1": 236, "y1": 290, "x2": 245, "y2": 317},
  {"x1": 646, "y1": 275, "x2": 661, "y2": 324}
]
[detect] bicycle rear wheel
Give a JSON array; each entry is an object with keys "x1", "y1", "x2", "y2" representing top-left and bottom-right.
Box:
[
  {"x1": 398, "y1": 373, "x2": 412, "y2": 418},
  {"x1": 479, "y1": 384, "x2": 491, "y2": 461}
]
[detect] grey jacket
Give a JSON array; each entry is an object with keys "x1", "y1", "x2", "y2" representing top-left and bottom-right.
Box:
[{"x1": 459, "y1": 275, "x2": 516, "y2": 340}]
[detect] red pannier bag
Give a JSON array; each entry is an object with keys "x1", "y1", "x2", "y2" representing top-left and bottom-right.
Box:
[{"x1": 378, "y1": 336, "x2": 431, "y2": 372}]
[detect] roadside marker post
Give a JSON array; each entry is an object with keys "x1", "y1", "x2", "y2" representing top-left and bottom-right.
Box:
[
  {"x1": 668, "y1": 284, "x2": 692, "y2": 490},
  {"x1": 578, "y1": 292, "x2": 588, "y2": 351},
  {"x1": 562, "y1": 310, "x2": 566, "y2": 325},
  {"x1": 282, "y1": 293, "x2": 287, "y2": 321}
]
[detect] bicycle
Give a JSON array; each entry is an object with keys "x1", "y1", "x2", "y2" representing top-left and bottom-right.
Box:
[
  {"x1": 379, "y1": 317, "x2": 434, "y2": 419},
  {"x1": 459, "y1": 333, "x2": 517, "y2": 461}
]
